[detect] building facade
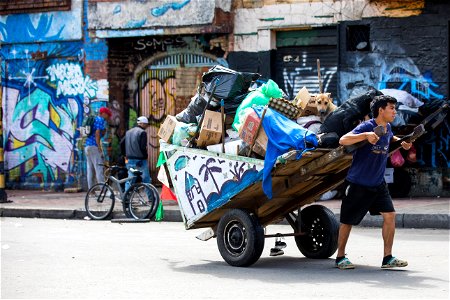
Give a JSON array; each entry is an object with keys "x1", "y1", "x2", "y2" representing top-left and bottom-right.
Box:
[{"x1": 1, "y1": 0, "x2": 449, "y2": 196}]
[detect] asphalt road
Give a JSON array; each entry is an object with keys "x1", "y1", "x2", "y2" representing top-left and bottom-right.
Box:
[{"x1": 1, "y1": 218, "x2": 449, "y2": 299}]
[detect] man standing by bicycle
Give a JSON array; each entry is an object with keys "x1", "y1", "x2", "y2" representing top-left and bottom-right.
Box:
[
  {"x1": 120, "y1": 116, "x2": 151, "y2": 191},
  {"x1": 85, "y1": 107, "x2": 111, "y2": 189}
]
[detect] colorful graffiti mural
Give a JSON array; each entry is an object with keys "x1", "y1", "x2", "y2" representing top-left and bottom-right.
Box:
[
  {"x1": 0, "y1": 0, "x2": 82, "y2": 44},
  {"x1": 1, "y1": 46, "x2": 104, "y2": 189}
]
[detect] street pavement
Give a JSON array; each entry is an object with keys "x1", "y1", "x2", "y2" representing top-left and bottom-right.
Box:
[{"x1": 0, "y1": 189, "x2": 449, "y2": 229}]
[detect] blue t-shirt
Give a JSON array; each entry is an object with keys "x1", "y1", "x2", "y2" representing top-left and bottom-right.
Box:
[
  {"x1": 85, "y1": 116, "x2": 106, "y2": 147},
  {"x1": 346, "y1": 119, "x2": 393, "y2": 187}
]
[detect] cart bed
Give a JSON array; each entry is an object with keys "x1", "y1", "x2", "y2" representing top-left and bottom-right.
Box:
[{"x1": 161, "y1": 143, "x2": 352, "y2": 229}]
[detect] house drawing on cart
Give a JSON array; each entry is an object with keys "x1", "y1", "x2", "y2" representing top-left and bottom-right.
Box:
[{"x1": 184, "y1": 171, "x2": 207, "y2": 216}]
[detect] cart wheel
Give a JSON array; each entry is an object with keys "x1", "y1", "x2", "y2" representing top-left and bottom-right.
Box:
[
  {"x1": 294, "y1": 205, "x2": 339, "y2": 259},
  {"x1": 216, "y1": 209, "x2": 265, "y2": 267}
]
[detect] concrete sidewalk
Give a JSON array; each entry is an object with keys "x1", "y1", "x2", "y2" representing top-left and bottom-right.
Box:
[{"x1": 0, "y1": 189, "x2": 449, "y2": 229}]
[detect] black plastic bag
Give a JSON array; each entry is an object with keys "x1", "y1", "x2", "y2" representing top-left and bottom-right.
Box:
[
  {"x1": 176, "y1": 66, "x2": 260, "y2": 124},
  {"x1": 202, "y1": 65, "x2": 260, "y2": 100},
  {"x1": 176, "y1": 93, "x2": 217, "y2": 123},
  {"x1": 318, "y1": 87, "x2": 383, "y2": 139}
]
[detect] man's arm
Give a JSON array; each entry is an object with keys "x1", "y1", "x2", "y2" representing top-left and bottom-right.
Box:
[
  {"x1": 95, "y1": 129, "x2": 103, "y2": 156},
  {"x1": 339, "y1": 131, "x2": 379, "y2": 146},
  {"x1": 391, "y1": 136, "x2": 412, "y2": 150},
  {"x1": 120, "y1": 135, "x2": 126, "y2": 157},
  {"x1": 139, "y1": 131, "x2": 148, "y2": 156}
]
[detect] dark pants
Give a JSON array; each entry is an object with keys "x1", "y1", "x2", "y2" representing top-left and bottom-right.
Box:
[{"x1": 340, "y1": 180, "x2": 394, "y2": 225}]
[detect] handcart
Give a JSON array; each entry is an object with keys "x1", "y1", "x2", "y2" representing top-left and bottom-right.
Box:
[{"x1": 160, "y1": 142, "x2": 353, "y2": 267}]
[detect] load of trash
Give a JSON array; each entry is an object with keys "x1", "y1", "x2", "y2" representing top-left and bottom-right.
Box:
[
  {"x1": 158, "y1": 65, "x2": 329, "y2": 162},
  {"x1": 157, "y1": 64, "x2": 450, "y2": 200},
  {"x1": 158, "y1": 63, "x2": 450, "y2": 161}
]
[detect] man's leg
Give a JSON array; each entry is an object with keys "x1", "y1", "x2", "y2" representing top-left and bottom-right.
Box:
[
  {"x1": 92, "y1": 147, "x2": 105, "y2": 184},
  {"x1": 380, "y1": 211, "x2": 396, "y2": 257},
  {"x1": 85, "y1": 146, "x2": 94, "y2": 189},
  {"x1": 380, "y1": 211, "x2": 407, "y2": 268},
  {"x1": 140, "y1": 160, "x2": 151, "y2": 184},
  {"x1": 125, "y1": 159, "x2": 138, "y2": 192},
  {"x1": 337, "y1": 223, "x2": 352, "y2": 257},
  {"x1": 335, "y1": 223, "x2": 354, "y2": 269}
]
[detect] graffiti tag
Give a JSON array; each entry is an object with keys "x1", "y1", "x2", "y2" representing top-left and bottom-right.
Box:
[{"x1": 46, "y1": 63, "x2": 98, "y2": 98}]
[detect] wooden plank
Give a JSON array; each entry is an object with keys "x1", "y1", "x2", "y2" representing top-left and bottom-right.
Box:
[
  {"x1": 272, "y1": 150, "x2": 328, "y2": 176},
  {"x1": 272, "y1": 147, "x2": 350, "y2": 198}
]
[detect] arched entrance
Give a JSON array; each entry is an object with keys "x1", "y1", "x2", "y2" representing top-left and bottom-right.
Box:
[{"x1": 135, "y1": 51, "x2": 220, "y2": 183}]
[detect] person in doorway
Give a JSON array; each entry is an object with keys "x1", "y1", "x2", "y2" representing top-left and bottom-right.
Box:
[
  {"x1": 85, "y1": 107, "x2": 112, "y2": 189},
  {"x1": 336, "y1": 95, "x2": 412, "y2": 270},
  {"x1": 120, "y1": 116, "x2": 151, "y2": 191}
]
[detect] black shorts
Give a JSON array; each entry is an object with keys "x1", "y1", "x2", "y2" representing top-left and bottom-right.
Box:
[{"x1": 340, "y1": 180, "x2": 395, "y2": 225}]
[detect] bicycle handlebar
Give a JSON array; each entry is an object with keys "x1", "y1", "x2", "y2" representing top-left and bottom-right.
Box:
[
  {"x1": 99, "y1": 164, "x2": 142, "y2": 176},
  {"x1": 98, "y1": 164, "x2": 127, "y2": 172}
]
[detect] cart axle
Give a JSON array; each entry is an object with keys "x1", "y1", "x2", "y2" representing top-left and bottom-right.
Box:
[{"x1": 264, "y1": 232, "x2": 306, "y2": 238}]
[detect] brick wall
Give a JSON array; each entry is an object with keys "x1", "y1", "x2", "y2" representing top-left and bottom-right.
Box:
[
  {"x1": 88, "y1": 0, "x2": 123, "y2": 2},
  {"x1": 175, "y1": 68, "x2": 204, "y2": 112},
  {"x1": 84, "y1": 59, "x2": 108, "y2": 81},
  {"x1": 0, "y1": 0, "x2": 70, "y2": 14},
  {"x1": 108, "y1": 35, "x2": 224, "y2": 129}
]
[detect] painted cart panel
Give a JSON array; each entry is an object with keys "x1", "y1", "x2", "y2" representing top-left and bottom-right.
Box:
[
  {"x1": 162, "y1": 142, "x2": 354, "y2": 230},
  {"x1": 162, "y1": 143, "x2": 265, "y2": 228}
]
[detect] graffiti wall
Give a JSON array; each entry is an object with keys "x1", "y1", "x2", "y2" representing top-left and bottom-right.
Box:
[
  {"x1": 336, "y1": 8, "x2": 450, "y2": 195},
  {"x1": 0, "y1": 43, "x2": 105, "y2": 189},
  {"x1": 0, "y1": 0, "x2": 82, "y2": 43},
  {"x1": 139, "y1": 69, "x2": 176, "y2": 183}
]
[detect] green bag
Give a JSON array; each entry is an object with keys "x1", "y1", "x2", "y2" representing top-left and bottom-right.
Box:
[
  {"x1": 82, "y1": 115, "x2": 96, "y2": 136},
  {"x1": 155, "y1": 200, "x2": 164, "y2": 222},
  {"x1": 232, "y1": 79, "x2": 283, "y2": 130}
]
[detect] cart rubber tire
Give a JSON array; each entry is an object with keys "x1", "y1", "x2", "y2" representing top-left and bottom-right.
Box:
[
  {"x1": 294, "y1": 205, "x2": 339, "y2": 259},
  {"x1": 216, "y1": 209, "x2": 265, "y2": 267}
]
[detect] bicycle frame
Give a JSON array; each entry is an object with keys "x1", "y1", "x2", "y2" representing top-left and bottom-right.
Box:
[{"x1": 106, "y1": 175, "x2": 137, "y2": 202}]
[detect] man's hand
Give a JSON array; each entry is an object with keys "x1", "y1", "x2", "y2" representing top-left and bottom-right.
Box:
[
  {"x1": 366, "y1": 132, "x2": 380, "y2": 145},
  {"x1": 401, "y1": 141, "x2": 412, "y2": 150}
]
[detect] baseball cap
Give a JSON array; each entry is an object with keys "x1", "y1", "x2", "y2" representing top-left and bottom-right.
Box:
[
  {"x1": 99, "y1": 107, "x2": 112, "y2": 117},
  {"x1": 137, "y1": 116, "x2": 149, "y2": 124}
]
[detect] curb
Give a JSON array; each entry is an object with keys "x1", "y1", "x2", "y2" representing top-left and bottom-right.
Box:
[
  {"x1": 1, "y1": 207, "x2": 448, "y2": 229},
  {"x1": 0, "y1": 207, "x2": 184, "y2": 222}
]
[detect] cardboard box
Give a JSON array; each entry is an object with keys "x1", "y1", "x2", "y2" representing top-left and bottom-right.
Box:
[
  {"x1": 238, "y1": 110, "x2": 268, "y2": 157},
  {"x1": 299, "y1": 95, "x2": 318, "y2": 117},
  {"x1": 294, "y1": 86, "x2": 311, "y2": 109},
  {"x1": 252, "y1": 129, "x2": 268, "y2": 157},
  {"x1": 197, "y1": 110, "x2": 223, "y2": 147},
  {"x1": 158, "y1": 115, "x2": 178, "y2": 143},
  {"x1": 238, "y1": 111, "x2": 261, "y2": 145}
]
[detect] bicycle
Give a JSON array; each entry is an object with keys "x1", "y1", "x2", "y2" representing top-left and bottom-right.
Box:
[{"x1": 84, "y1": 164, "x2": 160, "y2": 220}]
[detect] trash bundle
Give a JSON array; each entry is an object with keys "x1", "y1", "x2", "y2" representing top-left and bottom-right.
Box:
[{"x1": 176, "y1": 65, "x2": 260, "y2": 124}]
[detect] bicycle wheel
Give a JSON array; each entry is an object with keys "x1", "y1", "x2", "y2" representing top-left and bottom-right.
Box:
[
  {"x1": 127, "y1": 183, "x2": 160, "y2": 220},
  {"x1": 85, "y1": 183, "x2": 115, "y2": 220}
]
